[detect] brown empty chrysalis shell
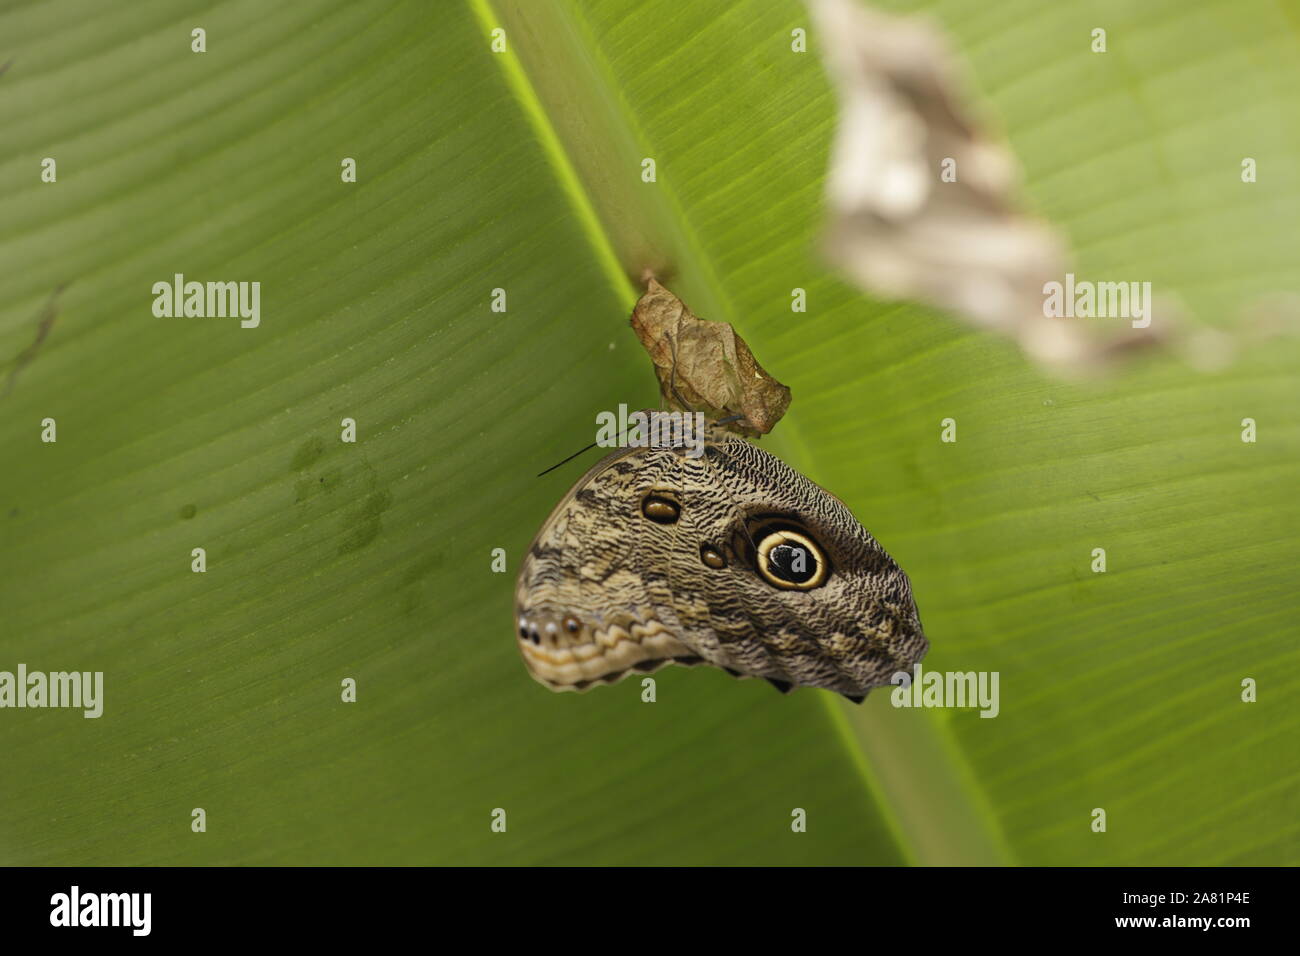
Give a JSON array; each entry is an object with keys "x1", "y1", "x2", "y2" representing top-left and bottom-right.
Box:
[{"x1": 629, "y1": 279, "x2": 792, "y2": 437}]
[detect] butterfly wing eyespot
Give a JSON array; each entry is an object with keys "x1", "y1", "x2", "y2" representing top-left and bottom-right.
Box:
[
  {"x1": 640, "y1": 492, "x2": 680, "y2": 524},
  {"x1": 753, "y1": 525, "x2": 830, "y2": 590},
  {"x1": 699, "y1": 543, "x2": 727, "y2": 569}
]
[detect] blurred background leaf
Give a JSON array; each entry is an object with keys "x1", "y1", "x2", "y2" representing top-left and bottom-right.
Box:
[{"x1": 0, "y1": 0, "x2": 1296, "y2": 865}]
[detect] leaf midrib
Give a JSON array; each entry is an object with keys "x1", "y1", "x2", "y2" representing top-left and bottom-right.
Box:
[{"x1": 474, "y1": 0, "x2": 1013, "y2": 865}]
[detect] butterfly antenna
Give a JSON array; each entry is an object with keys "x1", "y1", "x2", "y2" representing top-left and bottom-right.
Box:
[{"x1": 537, "y1": 440, "x2": 600, "y2": 477}]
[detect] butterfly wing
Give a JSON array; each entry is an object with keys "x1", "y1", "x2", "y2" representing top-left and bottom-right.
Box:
[
  {"x1": 514, "y1": 446, "x2": 702, "y2": 692},
  {"x1": 683, "y1": 433, "x2": 928, "y2": 698},
  {"x1": 515, "y1": 426, "x2": 928, "y2": 699}
]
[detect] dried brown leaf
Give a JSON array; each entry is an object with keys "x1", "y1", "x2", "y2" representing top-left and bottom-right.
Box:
[{"x1": 630, "y1": 279, "x2": 791, "y2": 436}]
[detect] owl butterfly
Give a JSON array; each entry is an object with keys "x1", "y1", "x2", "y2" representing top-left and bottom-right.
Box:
[{"x1": 515, "y1": 417, "x2": 928, "y2": 702}]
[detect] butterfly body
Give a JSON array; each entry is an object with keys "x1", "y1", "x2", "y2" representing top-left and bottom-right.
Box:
[{"x1": 515, "y1": 421, "x2": 927, "y2": 701}]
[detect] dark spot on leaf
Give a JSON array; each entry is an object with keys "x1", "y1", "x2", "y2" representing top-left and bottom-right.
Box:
[
  {"x1": 290, "y1": 436, "x2": 325, "y2": 472},
  {"x1": 179, "y1": 503, "x2": 197, "y2": 520},
  {"x1": 338, "y1": 490, "x2": 393, "y2": 555},
  {"x1": 362, "y1": 490, "x2": 392, "y2": 517}
]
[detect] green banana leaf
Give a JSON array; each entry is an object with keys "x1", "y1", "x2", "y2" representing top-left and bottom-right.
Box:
[{"x1": 1, "y1": 0, "x2": 1296, "y2": 866}]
